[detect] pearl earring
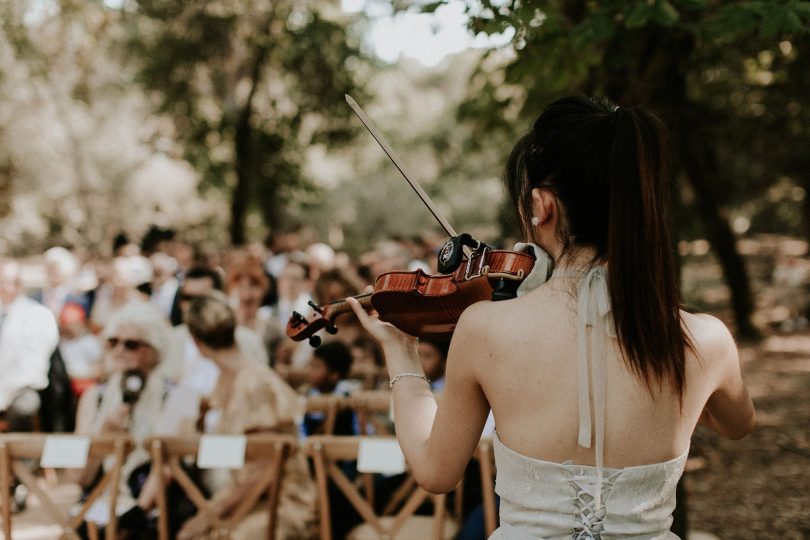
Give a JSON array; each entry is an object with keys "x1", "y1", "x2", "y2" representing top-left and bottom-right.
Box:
[{"x1": 530, "y1": 216, "x2": 540, "y2": 226}]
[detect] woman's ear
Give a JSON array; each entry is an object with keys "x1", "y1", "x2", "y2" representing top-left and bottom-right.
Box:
[{"x1": 530, "y1": 187, "x2": 557, "y2": 227}]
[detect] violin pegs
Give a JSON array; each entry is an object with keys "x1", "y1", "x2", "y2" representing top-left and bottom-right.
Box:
[
  {"x1": 325, "y1": 325, "x2": 338, "y2": 335},
  {"x1": 291, "y1": 311, "x2": 306, "y2": 326},
  {"x1": 308, "y1": 300, "x2": 324, "y2": 314},
  {"x1": 308, "y1": 335, "x2": 322, "y2": 348}
]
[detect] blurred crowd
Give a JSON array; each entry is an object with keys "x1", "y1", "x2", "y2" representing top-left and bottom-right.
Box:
[{"x1": 0, "y1": 225, "x2": 466, "y2": 539}]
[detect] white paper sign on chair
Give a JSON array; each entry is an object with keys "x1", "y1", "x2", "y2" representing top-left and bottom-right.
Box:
[
  {"x1": 357, "y1": 438, "x2": 406, "y2": 475},
  {"x1": 197, "y1": 435, "x2": 247, "y2": 469},
  {"x1": 41, "y1": 435, "x2": 91, "y2": 468}
]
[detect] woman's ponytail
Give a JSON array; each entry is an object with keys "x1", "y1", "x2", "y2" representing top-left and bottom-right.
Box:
[{"x1": 607, "y1": 107, "x2": 689, "y2": 399}]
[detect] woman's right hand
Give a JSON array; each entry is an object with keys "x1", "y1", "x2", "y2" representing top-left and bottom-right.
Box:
[{"x1": 101, "y1": 404, "x2": 131, "y2": 433}]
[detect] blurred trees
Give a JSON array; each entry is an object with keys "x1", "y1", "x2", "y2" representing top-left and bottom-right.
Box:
[
  {"x1": 0, "y1": 0, "x2": 217, "y2": 252},
  {"x1": 124, "y1": 0, "x2": 366, "y2": 245},
  {"x1": 444, "y1": 0, "x2": 810, "y2": 337}
]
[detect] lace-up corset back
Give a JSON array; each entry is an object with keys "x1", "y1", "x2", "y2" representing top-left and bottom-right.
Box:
[
  {"x1": 491, "y1": 432, "x2": 687, "y2": 540},
  {"x1": 488, "y1": 267, "x2": 688, "y2": 540}
]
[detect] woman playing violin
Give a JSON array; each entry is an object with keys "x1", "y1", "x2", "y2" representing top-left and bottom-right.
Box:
[{"x1": 349, "y1": 95, "x2": 755, "y2": 539}]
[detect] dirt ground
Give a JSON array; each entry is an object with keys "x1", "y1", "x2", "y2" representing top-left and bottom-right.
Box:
[
  {"x1": 681, "y1": 236, "x2": 810, "y2": 539},
  {"x1": 685, "y1": 335, "x2": 810, "y2": 539}
]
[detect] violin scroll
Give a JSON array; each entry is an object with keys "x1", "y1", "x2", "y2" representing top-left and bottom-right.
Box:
[{"x1": 285, "y1": 293, "x2": 373, "y2": 347}]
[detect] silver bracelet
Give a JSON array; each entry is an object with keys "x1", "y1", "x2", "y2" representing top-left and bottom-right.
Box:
[{"x1": 389, "y1": 372, "x2": 430, "y2": 389}]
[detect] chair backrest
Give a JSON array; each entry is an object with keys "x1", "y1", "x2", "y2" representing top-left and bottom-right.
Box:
[
  {"x1": 305, "y1": 435, "x2": 452, "y2": 540},
  {"x1": 448, "y1": 437, "x2": 498, "y2": 537},
  {"x1": 305, "y1": 394, "x2": 349, "y2": 435},
  {"x1": 0, "y1": 433, "x2": 132, "y2": 540},
  {"x1": 147, "y1": 433, "x2": 296, "y2": 540},
  {"x1": 347, "y1": 390, "x2": 393, "y2": 436},
  {"x1": 475, "y1": 438, "x2": 498, "y2": 537}
]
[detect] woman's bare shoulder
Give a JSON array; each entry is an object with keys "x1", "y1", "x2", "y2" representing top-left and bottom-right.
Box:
[
  {"x1": 680, "y1": 311, "x2": 738, "y2": 366},
  {"x1": 455, "y1": 298, "x2": 514, "y2": 335}
]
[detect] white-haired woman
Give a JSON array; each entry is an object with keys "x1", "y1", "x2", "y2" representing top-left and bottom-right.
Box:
[{"x1": 74, "y1": 302, "x2": 201, "y2": 536}]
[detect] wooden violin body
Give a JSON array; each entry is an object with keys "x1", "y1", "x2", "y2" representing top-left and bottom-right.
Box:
[
  {"x1": 286, "y1": 248, "x2": 536, "y2": 345},
  {"x1": 371, "y1": 249, "x2": 534, "y2": 339}
]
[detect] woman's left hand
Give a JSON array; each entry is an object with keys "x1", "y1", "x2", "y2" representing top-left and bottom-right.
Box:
[{"x1": 346, "y1": 297, "x2": 417, "y2": 350}]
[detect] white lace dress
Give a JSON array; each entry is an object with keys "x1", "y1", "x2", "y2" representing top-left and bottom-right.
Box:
[{"x1": 488, "y1": 266, "x2": 688, "y2": 540}]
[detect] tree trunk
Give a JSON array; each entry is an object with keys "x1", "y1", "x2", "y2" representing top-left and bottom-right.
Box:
[
  {"x1": 229, "y1": 15, "x2": 275, "y2": 246},
  {"x1": 678, "y1": 135, "x2": 759, "y2": 338},
  {"x1": 231, "y1": 121, "x2": 251, "y2": 246}
]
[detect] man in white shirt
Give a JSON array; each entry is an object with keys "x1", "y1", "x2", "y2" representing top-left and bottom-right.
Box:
[{"x1": 0, "y1": 259, "x2": 59, "y2": 431}]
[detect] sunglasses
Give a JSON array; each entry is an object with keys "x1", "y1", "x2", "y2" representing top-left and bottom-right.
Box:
[
  {"x1": 107, "y1": 337, "x2": 150, "y2": 351},
  {"x1": 179, "y1": 292, "x2": 204, "y2": 303}
]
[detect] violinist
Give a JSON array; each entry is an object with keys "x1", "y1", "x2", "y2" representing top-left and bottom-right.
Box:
[{"x1": 349, "y1": 96, "x2": 755, "y2": 539}]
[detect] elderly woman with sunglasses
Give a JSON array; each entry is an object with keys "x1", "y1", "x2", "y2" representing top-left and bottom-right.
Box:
[{"x1": 73, "y1": 302, "x2": 202, "y2": 535}]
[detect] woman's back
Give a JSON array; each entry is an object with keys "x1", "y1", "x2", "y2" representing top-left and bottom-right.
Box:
[
  {"x1": 469, "y1": 271, "x2": 728, "y2": 468},
  {"x1": 458, "y1": 269, "x2": 741, "y2": 539}
]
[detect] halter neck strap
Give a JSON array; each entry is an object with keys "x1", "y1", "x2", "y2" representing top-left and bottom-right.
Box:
[{"x1": 573, "y1": 266, "x2": 615, "y2": 510}]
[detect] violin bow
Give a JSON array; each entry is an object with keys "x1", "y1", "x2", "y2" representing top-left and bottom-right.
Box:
[{"x1": 345, "y1": 94, "x2": 458, "y2": 238}]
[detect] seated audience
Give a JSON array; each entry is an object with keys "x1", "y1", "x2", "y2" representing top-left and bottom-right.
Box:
[
  {"x1": 302, "y1": 341, "x2": 359, "y2": 436},
  {"x1": 0, "y1": 259, "x2": 59, "y2": 432},
  {"x1": 168, "y1": 265, "x2": 268, "y2": 396},
  {"x1": 417, "y1": 339, "x2": 449, "y2": 392},
  {"x1": 224, "y1": 250, "x2": 274, "y2": 345},
  {"x1": 349, "y1": 335, "x2": 386, "y2": 389},
  {"x1": 36, "y1": 246, "x2": 90, "y2": 317},
  {"x1": 269, "y1": 259, "x2": 314, "y2": 369},
  {"x1": 74, "y1": 302, "x2": 201, "y2": 536},
  {"x1": 58, "y1": 301, "x2": 103, "y2": 397},
  {"x1": 90, "y1": 255, "x2": 153, "y2": 329},
  {"x1": 150, "y1": 252, "x2": 180, "y2": 320},
  {"x1": 178, "y1": 292, "x2": 315, "y2": 540}
]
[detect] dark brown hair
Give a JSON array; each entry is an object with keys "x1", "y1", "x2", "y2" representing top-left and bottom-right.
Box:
[{"x1": 505, "y1": 96, "x2": 691, "y2": 399}]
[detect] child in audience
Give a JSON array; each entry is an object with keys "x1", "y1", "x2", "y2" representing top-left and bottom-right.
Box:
[
  {"x1": 302, "y1": 341, "x2": 359, "y2": 436},
  {"x1": 417, "y1": 339, "x2": 449, "y2": 392},
  {"x1": 58, "y1": 301, "x2": 103, "y2": 397}
]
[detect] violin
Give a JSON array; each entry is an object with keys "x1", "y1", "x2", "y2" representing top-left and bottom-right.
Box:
[
  {"x1": 287, "y1": 244, "x2": 535, "y2": 346},
  {"x1": 286, "y1": 97, "x2": 537, "y2": 347}
]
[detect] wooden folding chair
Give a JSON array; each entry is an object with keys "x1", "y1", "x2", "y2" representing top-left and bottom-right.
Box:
[
  {"x1": 475, "y1": 437, "x2": 498, "y2": 536},
  {"x1": 344, "y1": 391, "x2": 395, "y2": 507},
  {"x1": 436, "y1": 437, "x2": 497, "y2": 537},
  {"x1": 0, "y1": 433, "x2": 132, "y2": 540},
  {"x1": 147, "y1": 433, "x2": 296, "y2": 540},
  {"x1": 347, "y1": 390, "x2": 393, "y2": 436},
  {"x1": 305, "y1": 394, "x2": 349, "y2": 436},
  {"x1": 306, "y1": 435, "x2": 458, "y2": 540}
]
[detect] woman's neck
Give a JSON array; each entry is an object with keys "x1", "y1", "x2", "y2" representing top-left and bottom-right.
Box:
[
  {"x1": 209, "y1": 347, "x2": 243, "y2": 375},
  {"x1": 552, "y1": 246, "x2": 603, "y2": 274}
]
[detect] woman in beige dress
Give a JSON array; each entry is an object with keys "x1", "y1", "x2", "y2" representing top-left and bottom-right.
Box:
[{"x1": 177, "y1": 292, "x2": 315, "y2": 540}]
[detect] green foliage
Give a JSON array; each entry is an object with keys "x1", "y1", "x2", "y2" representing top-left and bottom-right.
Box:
[
  {"x1": 124, "y1": 0, "x2": 367, "y2": 243},
  {"x1": 423, "y1": 0, "x2": 810, "y2": 240}
]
